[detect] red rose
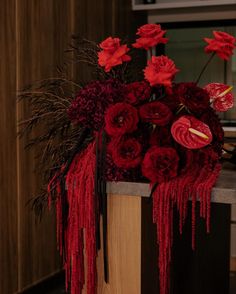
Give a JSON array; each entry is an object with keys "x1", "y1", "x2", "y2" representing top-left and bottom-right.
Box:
[
  {"x1": 132, "y1": 24, "x2": 168, "y2": 50},
  {"x1": 176, "y1": 82, "x2": 210, "y2": 113},
  {"x1": 149, "y1": 126, "x2": 173, "y2": 147},
  {"x1": 204, "y1": 31, "x2": 236, "y2": 60},
  {"x1": 139, "y1": 101, "x2": 172, "y2": 126},
  {"x1": 125, "y1": 81, "x2": 151, "y2": 105},
  {"x1": 142, "y1": 146, "x2": 179, "y2": 183},
  {"x1": 144, "y1": 55, "x2": 179, "y2": 87},
  {"x1": 105, "y1": 102, "x2": 139, "y2": 136},
  {"x1": 109, "y1": 137, "x2": 142, "y2": 169},
  {"x1": 100, "y1": 37, "x2": 120, "y2": 52},
  {"x1": 98, "y1": 37, "x2": 131, "y2": 72},
  {"x1": 204, "y1": 83, "x2": 234, "y2": 112}
]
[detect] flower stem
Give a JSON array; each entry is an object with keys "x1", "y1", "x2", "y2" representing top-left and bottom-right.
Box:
[{"x1": 195, "y1": 52, "x2": 215, "y2": 85}]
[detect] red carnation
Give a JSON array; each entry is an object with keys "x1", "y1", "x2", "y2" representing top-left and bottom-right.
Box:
[
  {"x1": 125, "y1": 81, "x2": 151, "y2": 105},
  {"x1": 139, "y1": 101, "x2": 172, "y2": 126},
  {"x1": 204, "y1": 83, "x2": 234, "y2": 112},
  {"x1": 98, "y1": 37, "x2": 131, "y2": 72},
  {"x1": 204, "y1": 31, "x2": 236, "y2": 60},
  {"x1": 132, "y1": 24, "x2": 168, "y2": 50},
  {"x1": 144, "y1": 55, "x2": 179, "y2": 87},
  {"x1": 105, "y1": 102, "x2": 139, "y2": 136},
  {"x1": 176, "y1": 82, "x2": 210, "y2": 113},
  {"x1": 142, "y1": 146, "x2": 179, "y2": 183},
  {"x1": 109, "y1": 137, "x2": 142, "y2": 169}
]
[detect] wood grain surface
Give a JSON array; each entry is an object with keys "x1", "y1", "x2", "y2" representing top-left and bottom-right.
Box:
[
  {"x1": 96, "y1": 195, "x2": 141, "y2": 294},
  {"x1": 0, "y1": 1, "x2": 18, "y2": 293}
]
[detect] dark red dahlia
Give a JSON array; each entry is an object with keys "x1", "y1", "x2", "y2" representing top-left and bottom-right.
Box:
[
  {"x1": 149, "y1": 126, "x2": 173, "y2": 147},
  {"x1": 105, "y1": 102, "x2": 139, "y2": 136},
  {"x1": 125, "y1": 81, "x2": 151, "y2": 105},
  {"x1": 67, "y1": 79, "x2": 125, "y2": 130},
  {"x1": 139, "y1": 101, "x2": 173, "y2": 126},
  {"x1": 200, "y1": 108, "x2": 224, "y2": 155},
  {"x1": 176, "y1": 82, "x2": 210, "y2": 113},
  {"x1": 108, "y1": 137, "x2": 142, "y2": 169},
  {"x1": 142, "y1": 146, "x2": 179, "y2": 183}
]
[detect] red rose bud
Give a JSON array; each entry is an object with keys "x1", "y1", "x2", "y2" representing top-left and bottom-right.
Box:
[
  {"x1": 139, "y1": 101, "x2": 172, "y2": 126},
  {"x1": 142, "y1": 146, "x2": 179, "y2": 183},
  {"x1": 204, "y1": 31, "x2": 236, "y2": 60},
  {"x1": 125, "y1": 81, "x2": 151, "y2": 105},
  {"x1": 109, "y1": 137, "x2": 142, "y2": 169},
  {"x1": 132, "y1": 23, "x2": 168, "y2": 50},
  {"x1": 171, "y1": 115, "x2": 212, "y2": 149},
  {"x1": 104, "y1": 102, "x2": 139, "y2": 136},
  {"x1": 144, "y1": 55, "x2": 179, "y2": 87},
  {"x1": 204, "y1": 83, "x2": 234, "y2": 112},
  {"x1": 98, "y1": 37, "x2": 131, "y2": 72}
]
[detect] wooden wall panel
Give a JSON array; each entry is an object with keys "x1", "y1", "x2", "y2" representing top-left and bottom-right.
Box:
[
  {"x1": 0, "y1": 1, "x2": 18, "y2": 293},
  {"x1": 16, "y1": 0, "x2": 74, "y2": 291}
]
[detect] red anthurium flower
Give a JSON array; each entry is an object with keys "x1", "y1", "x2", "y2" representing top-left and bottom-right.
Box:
[
  {"x1": 171, "y1": 115, "x2": 212, "y2": 149},
  {"x1": 132, "y1": 24, "x2": 168, "y2": 50},
  {"x1": 139, "y1": 101, "x2": 172, "y2": 126},
  {"x1": 204, "y1": 83, "x2": 234, "y2": 112},
  {"x1": 104, "y1": 102, "x2": 139, "y2": 136},
  {"x1": 109, "y1": 137, "x2": 142, "y2": 169},
  {"x1": 142, "y1": 146, "x2": 179, "y2": 183},
  {"x1": 204, "y1": 31, "x2": 236, "y2": 60},
  {"x1": 144, "y1": 55, "x2": 179, "y2": 87},
  {"x1": 98, "y1": 37, "x2": 131, "y2": 72}
]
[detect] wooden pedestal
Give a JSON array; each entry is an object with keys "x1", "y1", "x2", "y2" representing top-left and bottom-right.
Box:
[{"x1": 95, "y1": 195, "x2": 231, "y2": 294}]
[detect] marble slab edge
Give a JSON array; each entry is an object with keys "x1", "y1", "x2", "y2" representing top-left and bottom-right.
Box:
[{"x1": 106, "y1": 168, "x2": 236, "y2": 204}]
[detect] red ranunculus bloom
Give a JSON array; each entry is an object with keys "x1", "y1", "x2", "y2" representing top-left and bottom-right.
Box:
[
  {"x1": 132, "y1": 24, "x2": 168, "y2": 50},
  {"x1": 125, "y1": 81, "x2": 151, "y2": 105},
  {"x1": 144, "y1": 55, "x2": 179, "y2": 87},
  {"x1": 142, "y1": 146, "x2": 179, "y2": 183},
  {"x1": 109, "y1": 137, "x2": 142, "y2": 169},
  {"x1": 139, "y1": 101, "x2": 172, "y2": 126},
  {"x1": 176, "y1": 82, "x2": 210, "y2": 113},
  {"x1": 105, "y1": 102, "x2": 139, "y2": 136},
  {"x1": 204, "y1": 83, "x2": 234, "y2": 112},
  {"x1": 98, "y1": 37, "x2": 131, "y2": 72},
  {"x1": 204, "y1": 31, "x2": 236, "y2": 60}
]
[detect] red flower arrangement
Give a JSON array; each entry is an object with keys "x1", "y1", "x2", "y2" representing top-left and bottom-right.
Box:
[{"x1": 20, "y1": 24, "x2": 235, "y2": 294}]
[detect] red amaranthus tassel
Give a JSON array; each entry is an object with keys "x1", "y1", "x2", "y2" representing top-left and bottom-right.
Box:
[
  {"x1": 49, "y1": 141, "x2": 97, "y2": 294},
  {"x1": 65, "y1": 141, "x2": 96, "y2": 294},
  {"x1": 152, "y1": 149, "x2": 221, "y2": 294}
]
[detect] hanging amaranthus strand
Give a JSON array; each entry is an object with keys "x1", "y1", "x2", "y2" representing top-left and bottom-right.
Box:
[{"x1": 152, "y1": 151, "x2": 221, "y2": 294}]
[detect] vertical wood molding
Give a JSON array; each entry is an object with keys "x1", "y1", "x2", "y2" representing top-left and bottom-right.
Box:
[{"x1": 0, "y1": 1, "x2": 18, "y2": 293}]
